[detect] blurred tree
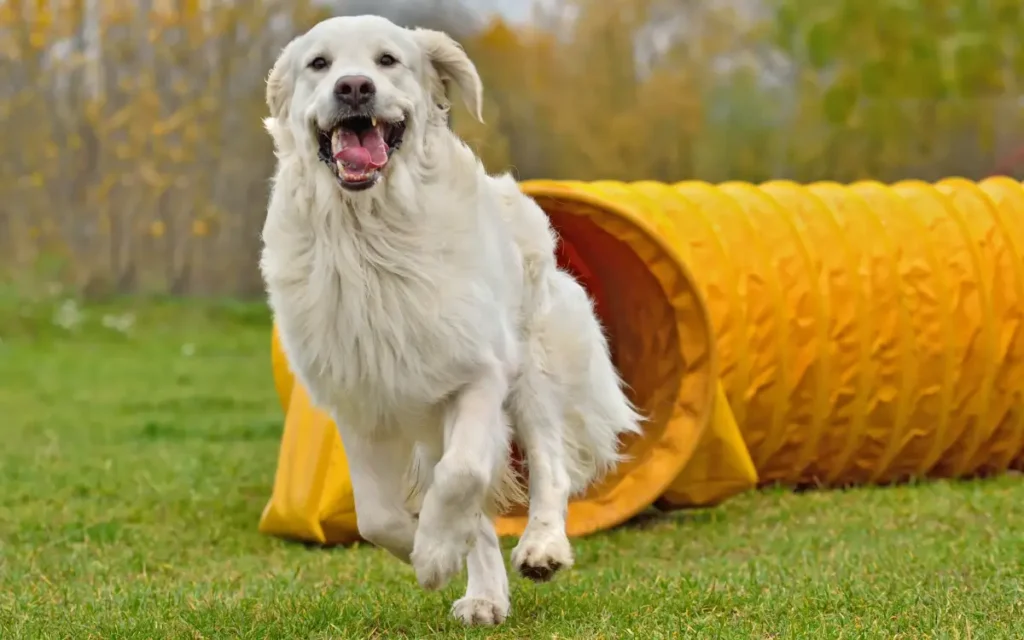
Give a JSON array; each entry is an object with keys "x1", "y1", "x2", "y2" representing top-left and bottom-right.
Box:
[
  {"x1": 769, "y1": 0, "x2": 1024, "y2": 180},
  {"x1": 2, "y1": 0, "x2": 1022, "y2": 297},
  {"x1": 323, "y1": 0, "x2": 483, "y2": 36},
  {"x1": 0, "y1": 0, "x2": 329, "y2": 295},
  {"x1": 465, "y1": 0, "x2": 766, "y2": 182},
  {"x1": 462, "y1": 18, "x2": 563, "y2": 177}
]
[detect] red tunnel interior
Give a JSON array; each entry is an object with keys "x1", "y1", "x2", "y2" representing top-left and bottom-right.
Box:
[{"x1": 552, "y1": 222, "x2": 611, "y2": 328}]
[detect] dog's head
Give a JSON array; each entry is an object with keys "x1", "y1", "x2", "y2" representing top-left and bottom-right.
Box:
[{"x1": 264, "y1": 15, "x2": 482, "y2": 192}]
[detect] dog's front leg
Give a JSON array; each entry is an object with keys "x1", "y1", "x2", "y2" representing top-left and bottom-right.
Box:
[
  {"x1": 451, "y1": 514, "x2": 510, "y2": 626},
  {"x1": 411, "y1": 356, "x2": 511, "y2": 592},
  {"x1": 336, "y1": 425, "x2": 417, "y2": 563}
]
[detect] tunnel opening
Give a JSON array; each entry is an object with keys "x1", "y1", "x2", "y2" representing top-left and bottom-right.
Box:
[{"x1": 496, "y1": 188, "x2": 717, "y2": 536}]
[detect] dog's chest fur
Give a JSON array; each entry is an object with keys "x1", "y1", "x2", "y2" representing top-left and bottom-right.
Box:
[{"x1": 262, "y1": 178, "x2": 519, "y2": 435}]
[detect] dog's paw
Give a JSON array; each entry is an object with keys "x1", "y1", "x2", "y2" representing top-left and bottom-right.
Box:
[
  {"x1": 511, "y1": 527, "x2": 574, "y2": 583},
  {"x1": 452, "y1": 596, "x2": 509, "y2": 626},
  {"x1": 411, "y1": 529, "x2": 470, "y2": 591}
]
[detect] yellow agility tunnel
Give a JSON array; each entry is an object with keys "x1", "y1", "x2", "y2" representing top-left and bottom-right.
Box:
[{"x1": 259, "y1": 176, "x2": 1024, "y2": 546}]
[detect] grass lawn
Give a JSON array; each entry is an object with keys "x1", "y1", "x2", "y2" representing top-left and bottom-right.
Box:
[{"x1": 1, "y1": 294, "x2": 1022, "y2": 639}]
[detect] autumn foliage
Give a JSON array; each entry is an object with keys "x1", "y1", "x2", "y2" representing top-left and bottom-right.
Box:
[{"x1": 2, "y1": 0, "x2": 1023, "y2": 295}]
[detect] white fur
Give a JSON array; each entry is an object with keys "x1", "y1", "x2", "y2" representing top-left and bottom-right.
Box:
[{"x1": 259, "y1": 15, "x2": 642, "y2": 626}]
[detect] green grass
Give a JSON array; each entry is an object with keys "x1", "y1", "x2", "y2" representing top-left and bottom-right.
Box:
[{"x1": 1, "y1": 294, "x2": 1023, "y2": 639}]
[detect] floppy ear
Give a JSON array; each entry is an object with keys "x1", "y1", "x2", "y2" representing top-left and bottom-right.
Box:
[
  {"x1": 266, "y1": 42, "x2": 296, "y2": 119},
  {"x1": 414, "y1": 28, "x2": 483, "y2": 123}
]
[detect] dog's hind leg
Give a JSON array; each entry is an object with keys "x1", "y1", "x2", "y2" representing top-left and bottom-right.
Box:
[
  {"x1": 508, "y1": 371, "x2": 574, "y2": 582},
  {"x1": 411, "y1": 354, "x2": 512, "y2": 591},
  {"x1": 451, "y1": 515, "x2": 510, "y2": 626},
  {"x1": 336, "y1": 425, "x2": 417, "y2": 563}
]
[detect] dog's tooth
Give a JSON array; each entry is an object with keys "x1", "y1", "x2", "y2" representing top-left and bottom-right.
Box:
[{"x1": 371, "y1": 116, "x2": 377, "y2": 127}]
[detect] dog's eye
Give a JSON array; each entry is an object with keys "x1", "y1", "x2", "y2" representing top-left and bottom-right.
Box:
[
  {"x1": 377, "y1": 53, "x2": 398, "y2": 67},
  {"x1": 308, "y1": 56, "x2": 330, "y2": 71}
]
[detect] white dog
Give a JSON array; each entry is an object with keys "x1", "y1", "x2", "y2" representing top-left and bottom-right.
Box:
[{"x1": 259, "y1": 15, "x2": 642, "y2": 626}]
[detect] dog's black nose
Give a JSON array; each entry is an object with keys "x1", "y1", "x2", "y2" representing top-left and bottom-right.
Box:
[{"x1": 334, "y1": 75, "x2": 375, "y2": 107}]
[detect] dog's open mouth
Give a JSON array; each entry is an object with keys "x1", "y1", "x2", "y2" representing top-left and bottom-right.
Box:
[{"x1": 317, "y1": 115, "x2": 406, "y2": 191}]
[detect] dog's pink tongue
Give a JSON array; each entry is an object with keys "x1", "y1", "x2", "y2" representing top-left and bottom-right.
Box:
[
  {"x1": 336, "y1": 147, "x2": 372, "y2": 172},
  {"x1": 333, "y1": 128, "x2": 388, "y2": 173},
  {"x1": 361, "y1": 128, "x2": 389, "y2": 166}
]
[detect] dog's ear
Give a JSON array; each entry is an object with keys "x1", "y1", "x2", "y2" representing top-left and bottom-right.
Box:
[
  {"x1": 266, "y1": 42, "x2": 296, "y2": 120},
  {"x1": 414, "y1": 28, "x2": 483, "y2": 123}
]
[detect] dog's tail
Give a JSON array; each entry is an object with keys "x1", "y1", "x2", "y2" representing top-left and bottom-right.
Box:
[{"x1": 562, "y1": 306, "x2": 645, "y2": 495}]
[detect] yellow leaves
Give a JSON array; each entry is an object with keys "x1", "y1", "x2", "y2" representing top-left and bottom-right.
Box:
[
  {"x1": 150, "y1": 0, "x2": 201, "y2": 26},
  {"x1": 181, "y1": 122, "x2": 202, "y2": 145},
  {"x1": 32, "y1": 0, "x2": 52, "y2": 24},
  {"x1": 42, "y1": 141, "x2": 60, "y2": 161},
  {"x1": 150, "y1": 107, "x2": 196, "y2": 137},
  {"x1": 113, "y1": 143, "x2": 135, "y2": 161},
  {"x1": 170, "y1": 77, "x2": 192, "y2": 97},
  {"x1": 452, "y1": 96, "x2": 511, "y2": 172},
  {"x1": 475, "y1": 18, "x2": 521, "y2": 57},
  {"x1": 138, "y1": 163, "x2": 165, "y2": 189},
  {"x1": 93, "y1": 175, "x2": 120, "y2": 202},
  {"x1": 0, "y1": 37, "x2": 20, "y2": 62},
  {"x1": 149, "y1": 221, "x2": 165, "y2": 238},
  {"x1": 27, "y1": 30, "x2": 48, "y2": 51},
  {"x1": 0, "y1": 4, "x2": 16, "y2": 27}
]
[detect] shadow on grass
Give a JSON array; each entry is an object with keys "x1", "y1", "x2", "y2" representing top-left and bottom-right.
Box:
[{"x1": 611, "y1": 506, "x2": 714, "y2": 532}]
